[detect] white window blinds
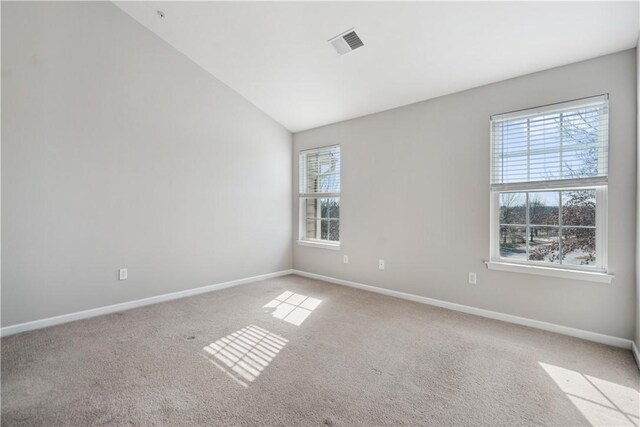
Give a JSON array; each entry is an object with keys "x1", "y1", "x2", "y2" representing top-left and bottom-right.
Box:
[
  {"x1": 300, "y1": 146, "x2": 341, "y2": 197},
  {"x1": 490, "y1": 94, "x2": 609, "y2": 191}
]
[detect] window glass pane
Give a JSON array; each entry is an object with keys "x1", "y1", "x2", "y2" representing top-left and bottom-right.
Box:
[
  {"x1": 320, "y1": 219, "x2": 340, "y2": 242},
  {"x1": 529, "y1": 115, "x2": 562, "y2": 183},
  {"x1": 303, "y1": 197, "x2": 340, "y2": 242},
  {"x1": 561, "y1": 108, "x2": 601, "y2": 178},
  {"x1": 501, "y1": 156, "x2": 528, "y2": 184},
  {"x1": 562, "y1": 149, "x2": 599, "y2": 179},
  {"x1": 562, "y1": 190, "x2": 595, "y2": 227},
  {"x1": 303, "y1": 152, "x2": 319, "y2": 193},
  {"x1": 303, "y1": 148, "x2": 340, "y2": 194},
  {"x1": 304, "y1": 199, "x2": 319, "y2": 220},
  {"x1": 529, "y1": 152, "x2": 561, "y2": 182},
  {"x1": 320, "y1": 220, "x2": 328, "y2": 240},
  {"x1": 496, "y1": 189, "x2": 600, "y2": 269},
  {"x1": 528, "y1": 227, "x2": 561, "y2": 264},
  {"x1": 321, "y1": 198, "x2": 340, "y2": 219},
  {"x1": 562, "y1": 227, "x2": 596, "y2": 266},
  {"x1": 317, "y1": 173, "x2": 340, "y2": 193},
  {"x1": 305, "y1": 219, "x2": 317, "y2": 240},
  {"x1": 529, "y1": 192, "x2": 559, "y2": 225},
  {"x1": 562, "y1": 108, "x2": 601, "y2": 145},
  {"x1": 500, "y1": 193, "x2": 526, "y2": 224},
  {"x1": 502, "y1": 119, "x2": 528, "y2": 155},
  {"x1": 499, "y1": 226, "x2": 526, "y2": 260},
  {"x1": 329, "y1": 220, "x2": 339, "y2": 241}
]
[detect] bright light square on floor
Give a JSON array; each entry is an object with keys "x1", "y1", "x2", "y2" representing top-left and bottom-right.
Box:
[
  {"x1": 202, "y1": 325, "x2": 288, "y2": 387},
  {"x1": 264, "y1": 291, "x2": 322, "y2": 326},
  {"x1": 539, "y1": 362, "x2": 640, "y2": 426}
]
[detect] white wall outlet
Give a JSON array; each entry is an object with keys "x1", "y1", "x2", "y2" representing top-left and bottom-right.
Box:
[
  {"x1": 119, "y1": 268, "x2": 128, "y2": 280},
  {"x1": 379, "y1": 259, "x2": 385, "y2": 270},
  {"x1": 468, "y1": 272, "x2": 477, "y2": 285},
  {"x1": 343, "y1": 255, "x2": 349, "y2": 264}
]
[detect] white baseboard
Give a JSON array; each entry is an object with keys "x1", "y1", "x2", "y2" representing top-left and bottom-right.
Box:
[
  {"x1": 292, "y1": 270, "x2": 634, "y2": 350},
  {"x1": 1, "y1": 269, "x2": 293, "y2": 337}
]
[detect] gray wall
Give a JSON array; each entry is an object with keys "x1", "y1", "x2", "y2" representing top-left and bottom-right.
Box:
[
  {"x1": 1, "y1": 1, "x2": 292, "y2": 327},
  {"x1": 636, "y1": 37, "x2": 640, "y2": 349},
  {"x1": 293, "y1": 49, "x2": 637, "y2": 340}
]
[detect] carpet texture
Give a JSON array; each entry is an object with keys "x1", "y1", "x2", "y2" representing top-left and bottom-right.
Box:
[{"x1": 2, "y1": 274, "x2": 639, "y2": 426}]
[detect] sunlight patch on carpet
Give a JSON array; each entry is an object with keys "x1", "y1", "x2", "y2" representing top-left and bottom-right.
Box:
[
  {"x1": 202, "y1": 325, "x2": 288, "y2": 387},
  {"x1": 263, "y1": 291, "x2": 322, "y2": 326},
  {"x1": 539, "y1": 361, "x2": 640, "y2": 426}
]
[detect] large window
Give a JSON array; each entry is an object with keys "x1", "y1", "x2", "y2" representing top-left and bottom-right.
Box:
[
  {"x1": 298, "y1": 145, "x2": 340, "y2": 247},
  {"x1": 490, "y1": 95, "x2": 609, "y2": 273}
]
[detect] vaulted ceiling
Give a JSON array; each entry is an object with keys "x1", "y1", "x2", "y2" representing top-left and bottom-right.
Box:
[{"x1": 115, "y1": 1, "x2": 639, "y2": 132}]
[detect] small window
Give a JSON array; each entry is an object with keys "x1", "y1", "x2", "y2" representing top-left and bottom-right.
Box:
[
  {"x1": 298, "y1": 146, "x2": 340, "y2": 247},
  {"x1": 490, "y1": 95, "x2": 608, "y2": 272}
]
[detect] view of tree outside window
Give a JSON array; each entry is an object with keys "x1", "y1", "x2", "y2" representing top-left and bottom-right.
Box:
[{"x1": 499, "y1": 190, "x2": 596, "y2": 265}]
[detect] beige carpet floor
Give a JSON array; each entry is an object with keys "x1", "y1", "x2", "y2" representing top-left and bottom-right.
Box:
[{"x1": 2, "y1": 274, "x2": 639, "y2": 426}]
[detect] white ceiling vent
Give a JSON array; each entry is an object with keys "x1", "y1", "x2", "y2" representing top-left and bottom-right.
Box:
[{"x1": 328, "y1": 28, "x2": 364, "y2": 55}]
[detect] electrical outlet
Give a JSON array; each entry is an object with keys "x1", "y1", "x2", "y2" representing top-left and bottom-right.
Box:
[
  {"x1": 343, "y1": 255, "x2": 349, "y2": 264},
  {"x1": 379, "y1": 259, "x2": 385, "y2": 270},
  {"x1": 119, "y1": 268, "x2": 128, "y2": 280},
  {"x1": 468, "y1": 272, "x2": 477, "y2": 285}
]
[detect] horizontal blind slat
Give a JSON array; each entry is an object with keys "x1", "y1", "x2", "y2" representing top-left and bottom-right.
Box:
[
  {"x1": 491, "y1": 96, "x2": 608, "y2": 188},
  {"x1": 299, "y1": 146, "x2": 341, "y2": 196}
]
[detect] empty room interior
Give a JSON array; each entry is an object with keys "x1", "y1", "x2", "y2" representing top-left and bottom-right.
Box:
[{"x1": 2, "y1": 1, "x2": 640, "y2": 425}]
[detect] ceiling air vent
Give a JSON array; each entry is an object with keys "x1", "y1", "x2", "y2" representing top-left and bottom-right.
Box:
[{"x1": 328, "y1": 28, "x2": 364, "y2": 55}]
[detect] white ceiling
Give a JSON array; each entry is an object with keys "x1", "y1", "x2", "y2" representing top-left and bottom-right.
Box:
[{"x1": 115, "y1": 1, "x2": 639, "y2": 133}]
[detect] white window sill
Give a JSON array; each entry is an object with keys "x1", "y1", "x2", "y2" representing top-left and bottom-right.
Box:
[
  {"x1": 296, "y1": 240, "x2": 341, "y2": 250},
  {"x1": 485, "y1": 261, "x2": 613, "y2": 284}
]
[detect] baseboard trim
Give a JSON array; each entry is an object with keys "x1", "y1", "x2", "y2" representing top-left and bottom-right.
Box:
[
  {"x1": 1, "y1": 269, "x2": 294, "y2": 337},
  {"x1": 632, "y1": 341, "x2": 640, "y2": 371},
  {"x1": 292, "y1": 270, "x2": 633, "y2": 350}
]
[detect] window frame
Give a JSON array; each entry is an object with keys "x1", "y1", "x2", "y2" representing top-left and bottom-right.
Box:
[
  {"x1": 487, "y1": 96, "x2": 612, "y2": 282},
  {"x1": 297, "y1": 145, "x2": 341, "y2": 250}
]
